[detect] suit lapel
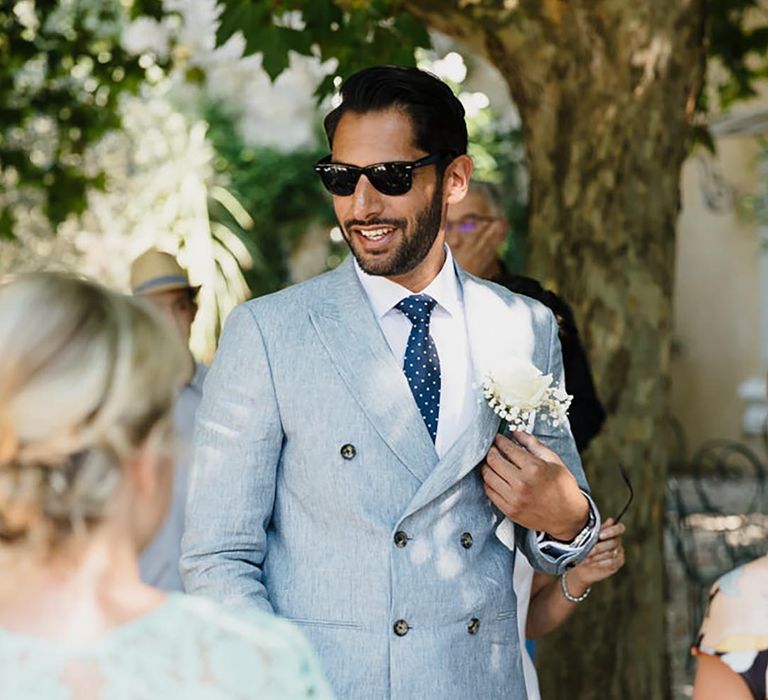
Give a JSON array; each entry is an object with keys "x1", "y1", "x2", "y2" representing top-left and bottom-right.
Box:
[{"x1": 309, "y1": 258, "x2": 438, "y2": 483}]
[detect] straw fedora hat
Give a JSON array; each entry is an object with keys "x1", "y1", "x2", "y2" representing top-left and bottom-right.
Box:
[{"x1": 130, "y1": 248, "x2": 200, "y2": 297}]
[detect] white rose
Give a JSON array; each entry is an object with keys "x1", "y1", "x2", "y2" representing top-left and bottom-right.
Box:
[
  {"x1": 483, "y1": 356, "x2": 552, "y2": 410},
  {"x1": 482, "y1": 356, "x2": 571, "y2": 431}
]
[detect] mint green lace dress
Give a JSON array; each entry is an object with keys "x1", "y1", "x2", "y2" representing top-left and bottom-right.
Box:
[{"x1": 0, "y1": 593, "x2": 335, "y2": 699}]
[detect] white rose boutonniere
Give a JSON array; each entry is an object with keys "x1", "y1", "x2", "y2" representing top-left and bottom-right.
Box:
[{"x1": 482, "y1": 356, "x2": 572, "y2": 432}]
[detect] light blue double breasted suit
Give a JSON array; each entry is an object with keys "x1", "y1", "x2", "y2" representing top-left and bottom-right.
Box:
[{"x1": 181, "y1": 256, "x2": 598, "y2": 699}]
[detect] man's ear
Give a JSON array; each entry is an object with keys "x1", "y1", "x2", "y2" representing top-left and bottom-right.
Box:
[{"x1": 443, "y1": 155, "x2": 473, "y2": 206}]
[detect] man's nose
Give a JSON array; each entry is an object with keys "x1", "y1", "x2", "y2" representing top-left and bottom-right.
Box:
[{"x1": 350, "y1": 175, "x2": 384, "y2": 220}]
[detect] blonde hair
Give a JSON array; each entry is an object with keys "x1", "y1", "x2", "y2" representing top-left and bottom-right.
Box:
[{"x1": 0, "y1": 273, "x2": 186, "y2": 549}]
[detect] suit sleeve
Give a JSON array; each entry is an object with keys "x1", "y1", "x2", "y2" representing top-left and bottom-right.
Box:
[
  {"x1": 180, "y1": 304, "x2": 283, "y2": 612},
  {"x1": 512, "y1": 310, "x2": 601, "y2": 575}
]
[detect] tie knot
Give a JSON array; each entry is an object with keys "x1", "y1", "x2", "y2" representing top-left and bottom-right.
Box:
[{"x1": 396, "y1": 294, "x2": 437, "y2": 326}]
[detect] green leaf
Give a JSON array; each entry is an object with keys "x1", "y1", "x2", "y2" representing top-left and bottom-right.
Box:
[
  {"x1": 301, "y1": 0, "x2": 344, "y2": 34},
  {"x1": 0, "y1": 207, "x2": 15, "y2": 242},
  {"x1": 250, "y1": 25, "x2": 293, "y2": 79},
  {"x1": 707, "y1": 0, "x2": 768, "y2": 109},
  {"x1": 216, "y1": 1, "x2": 270, "y2": 48},
  {"x1": 214, "y1": 0, "x2": 432, "y2": 86}
]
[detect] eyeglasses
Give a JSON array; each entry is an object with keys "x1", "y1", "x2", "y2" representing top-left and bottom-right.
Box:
[
  {"x1": 445, "y1": 215, "x2": 500, "y2": 236},
  {"x1": 614, "y1": 464, "x2": 634, "y2": 523},
  {"x1": 314, "y1": 153, "x2": 445, "y2": 197}
]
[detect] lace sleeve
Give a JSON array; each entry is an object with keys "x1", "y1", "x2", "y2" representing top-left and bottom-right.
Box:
[
  {"x1": 263, "y1": 617, "x2": 336, "y2": 699},
  {"x1": 184, "y1": 597, "x2": 337, "y2": 699}
]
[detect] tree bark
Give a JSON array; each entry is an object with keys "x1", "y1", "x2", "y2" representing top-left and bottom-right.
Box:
[{"x1": 405, "y1": 2, "x2": 707, "y2": 698}]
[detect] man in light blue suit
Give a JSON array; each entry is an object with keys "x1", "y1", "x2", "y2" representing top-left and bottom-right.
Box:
[{"x1": 182, "y1": 66, "x2": 600, "y2": 700}]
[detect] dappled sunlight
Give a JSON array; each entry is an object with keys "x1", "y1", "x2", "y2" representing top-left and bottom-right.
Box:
[
  {"x1": 435, "y1": 547, "x2": 464, "y2": 579},
  {"x1": 464, "y1": 278, "x2": 537, "y2": 382},
  {"x1": 408, "y1": 538, "x2": 431, "y2": 566},
  {"x1": 406, "y1": 510, "x2": 468, "y2": 580},
  {"x1": 684, "y1": 513, "x2": 768, "y2": 548},
  {"x1": 438, "y1": 488, "x2": 462, "y2": 514},
  {"x1": 488, "y1": 642, "x2": 506, "y2": 673},
  {"x1": 631, "y1": 34, "x2": 673, "y2": 98}
]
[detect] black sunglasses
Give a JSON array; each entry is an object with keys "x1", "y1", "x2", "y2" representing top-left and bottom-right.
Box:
[{"x1": 314, "y1": 153, "x2": 446, "y2": 197}]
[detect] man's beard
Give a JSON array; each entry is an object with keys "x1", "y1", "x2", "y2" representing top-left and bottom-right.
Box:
[{"x1": 342, "y1": 186, "x2": 444, "y2": 277}]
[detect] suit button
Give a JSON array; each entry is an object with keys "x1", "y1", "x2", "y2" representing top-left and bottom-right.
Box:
[
  {"x1": 393, "y1": 619, "x2": 409, "y2": 637},
  {"x1": 460, "y1": 532, "x2": 473, "y2": 549},
  {"x1": 394, "y1": 531, "x2": 408, "y2": 548},
  {"x1": 467, "y1": 618, "x2": 480, "y2": 635},
  {"x1": 340, "y1": 444, "x2": 356, "y2": 460}
]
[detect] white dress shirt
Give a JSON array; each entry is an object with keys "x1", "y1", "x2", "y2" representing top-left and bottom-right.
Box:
[
  {"x1": 513, "y1": 556, "x2": 542, "y2": 700},
  {"x1": 354, "y1": 247, "x2": 475, "y2": 458}
]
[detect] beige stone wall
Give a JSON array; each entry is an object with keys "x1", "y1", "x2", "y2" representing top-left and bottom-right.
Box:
[{"x1": 671, "y1": 138, "x2": 766, "y2": 464}]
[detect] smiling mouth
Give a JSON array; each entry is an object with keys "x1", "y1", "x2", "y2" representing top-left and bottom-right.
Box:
[{"x1": 354, "y1": 226, "x2": 396, "y2": 242}]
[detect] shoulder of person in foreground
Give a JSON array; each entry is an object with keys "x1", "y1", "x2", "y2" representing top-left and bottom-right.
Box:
[
  {"x1": 172, "y1": 594, "x2": 336, "y2": 699},
  {"x1": 692, "y1": 555, "x2": 768, "y2": 700}
]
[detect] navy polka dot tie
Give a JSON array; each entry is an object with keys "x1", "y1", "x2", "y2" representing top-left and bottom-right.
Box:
[{"x1": 396, "y1": 294, "x2": 441, "y2": 443}]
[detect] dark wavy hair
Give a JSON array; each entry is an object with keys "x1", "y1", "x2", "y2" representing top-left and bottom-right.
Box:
[{"x1": 323, "y1": 65, "x2": 468, "y2": 158}]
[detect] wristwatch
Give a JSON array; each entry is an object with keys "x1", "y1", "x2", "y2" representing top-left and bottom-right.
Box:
[{"x1": 553, "y1": 497, "x2": 597, "y2": 549}]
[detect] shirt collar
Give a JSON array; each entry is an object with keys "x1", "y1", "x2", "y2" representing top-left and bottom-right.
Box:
[{"x1": 353, "y1": 246, "x2": 462, "y2": 319}]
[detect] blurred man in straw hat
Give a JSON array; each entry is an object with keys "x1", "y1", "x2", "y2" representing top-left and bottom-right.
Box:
[{"x1": 130, "y1": 248, "x2": 207, "y2": 591}]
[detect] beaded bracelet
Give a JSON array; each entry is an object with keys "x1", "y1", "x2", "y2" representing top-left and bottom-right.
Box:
[{"x1": 560, "y1": 570, "x2": 591, "y2": 603}]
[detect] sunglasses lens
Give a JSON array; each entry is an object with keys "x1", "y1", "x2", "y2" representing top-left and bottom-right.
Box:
[
  {"x1": 367, "y1": 163, "x2": 412, "y2": 196},
  {"x1": 317, "y1": 166, "x2": 359, "y2": 196},
  {"x1": 314, "y1": 160, "x2": 416, "y2": 196}
]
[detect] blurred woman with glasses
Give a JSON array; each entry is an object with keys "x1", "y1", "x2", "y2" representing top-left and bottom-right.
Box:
[{"x1": 0, "y1": 273, "x2": 333, "y2": 699}]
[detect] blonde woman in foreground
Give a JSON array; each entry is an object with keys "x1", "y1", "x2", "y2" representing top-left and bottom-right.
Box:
[{"x1": 0, "y1": 273, "x2": 333, "y2": 700}]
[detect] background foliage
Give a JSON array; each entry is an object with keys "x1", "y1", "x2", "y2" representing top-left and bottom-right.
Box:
[
  {"x1": 0, "y1": 0, "x2": 168, "y2": 236},
  {"x1": 6, "y1": 0, "x2": 768, "y2": 270},
  {"x1": 205, "y1": 105, "x2": 335, "y2": 297}
]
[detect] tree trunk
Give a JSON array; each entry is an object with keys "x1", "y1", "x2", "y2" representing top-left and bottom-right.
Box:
[{"x1": 405, "y1": 2, "x2": 707, "y2": 697}]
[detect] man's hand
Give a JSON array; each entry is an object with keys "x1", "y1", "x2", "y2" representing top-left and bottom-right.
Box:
[{"x1": 480, "y1": 431, "x2": 589, "y2": 541}]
